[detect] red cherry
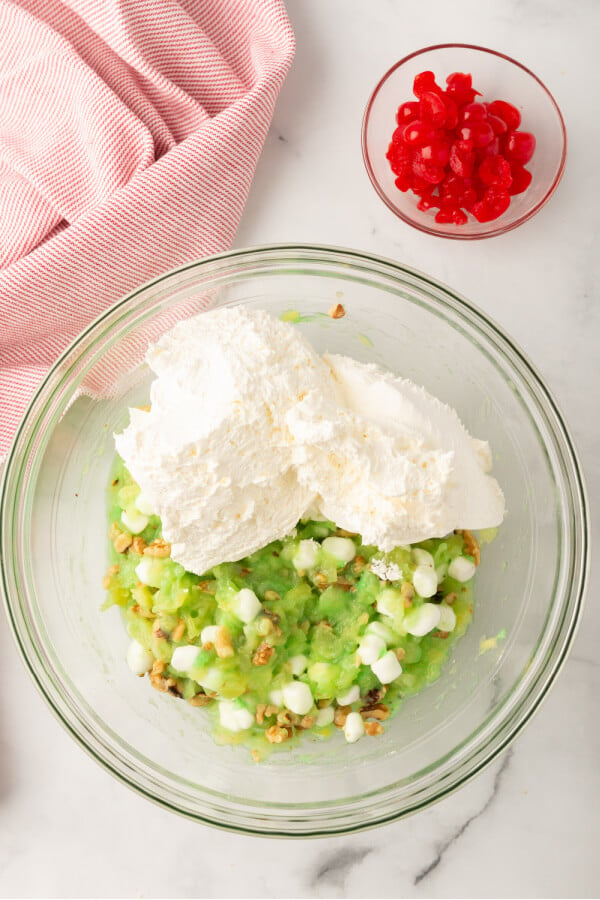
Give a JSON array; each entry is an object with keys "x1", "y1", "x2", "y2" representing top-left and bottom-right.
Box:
[
  {"x1": 413, "y1": 70, "x2": 443, "y2": 98},
  {"x1": 472, "y1": 187, "x2": 511, "y2": 222},
  {"x1": 459, "y1": 122, "x2": 494, "y2": 147},
  {"x1": 478, "y1": 154, "x2": 513, "y2": 188},
  {"x1": 396, "y1": 101, "x2": 419, "y2": 125},
  {"x1": 402, "y1": 120, "x2": 436, "y2": 146},
  {"x1": 449, "y1": 140, "x2": 476, "y2": 177},
  {"x1": 460, "y1": 102, "x2": 488, "y2": 123},
  {"x1": 412, "y1": 155, "x2": 445, "y2": 184},
  {"x1": 445, "y1": 72, "x2": 478, "y2": 104},
  {"x1": 487, "y1": 100, "x2": 522, "y2": 131},
  {"x1": 420, "y1": 139, "x2": 450, "y2": 166},
  {"x1": 394, "y1": 173, "x2": 412, "y2": 192},
  {"x1": 420, "y1": 91, "x2": 447, "y2": 127},
  {"x1": 487, "y1": 113, "x2": 508, "y2": 135},
  {"x1": 504, "y1": 130, "x2": 536, "y2": 164},
  {"x1": 507, "y1": 163, "x2": 533, "y2": 195}
]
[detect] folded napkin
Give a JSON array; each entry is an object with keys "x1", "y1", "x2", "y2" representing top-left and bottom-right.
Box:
[{"x1": 0, "y1": 0, "x2": 294, "y2": 459}]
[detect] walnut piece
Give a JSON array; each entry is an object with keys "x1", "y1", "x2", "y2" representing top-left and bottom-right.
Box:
[
  {"x1": 252, "y1": 641, "x2": 274, "y2": 666},
  {"x1": 144, "y1": 538, "x2": 171, "y2": 558}
]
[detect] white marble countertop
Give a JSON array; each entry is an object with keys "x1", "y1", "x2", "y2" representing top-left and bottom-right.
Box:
[{"x1": 1, "y1": 1, "x2": 598, "y2": 897}]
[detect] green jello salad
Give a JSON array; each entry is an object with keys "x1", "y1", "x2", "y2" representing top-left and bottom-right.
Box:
[{"x1": 103, "y1": 458, "x2": 481, "y2": 759}]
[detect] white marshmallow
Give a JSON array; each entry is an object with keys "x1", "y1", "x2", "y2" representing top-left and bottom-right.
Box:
[
  {"x1": 412, "y1": 547, "x2": 434, "y2": 567},
  {"x1": 322, "y1": 536, "x2": 356, "y2": 564},
  {"x1": 448, "y1": 556, "x2": 477, "y2": 582},
  {"x1": 269, "y1": 688, "x2": 284, "y2": 707},
  {"x1": 121, "y1": 508, "x2": 149, "y2": 535},
  {"x1": 344, "y1": 711, "x2": 365, "y2": 743},
  {"x1": 282, "y1": 681, "x2": 313, "y2": 715},
  {"x1": 134, "y1": 557, "x2": 164, "y2": 588},
  {"x1": 293, "y1": 539, "x2": 320, "y2": 570},
  {"x1": 126, "y1": 640, "x2": 154, "y2": 676},
  {"x1": 200, "y1": 625, "x2": 220, "y2": 646},
  {"x1": 315, "y1": 706, "x2": 335, "y2": 727},
  {"x1": 357, "y1": 633, "x2": 386, "y2": 665},
  {"x1": 171, "y1": 645, "x2": 200, "y2": 672},
  {"x1": 289, "y1": 654, "x2": 308, "y2": 676},
  {"x1": 219, "y1": 701, "x2": 254, "y2": 732},
  {"x1": 371, "y1": 650, "x2": 403, "y2": 684},
  {"x1": 336, "y1": 685, "x2": 360, "y2": 706},
  {"x1": 438, "y1": 605, "x2": 457, "y2": 633},
  {"x1": 404, "y1": 602, "x2": 441, "y2": 636},
  {"x1": 413, "y1": 564, "x2": 438, "y2": 598},
  {"x1": 377, "y1": 588, "x2": 403, "y2": 618},
  {"x1": 232, "y1": 588, "x2": 262, "y2": 623},
  {"x1": 365, "y1": 621, "x2": 395, "y2": 645}
]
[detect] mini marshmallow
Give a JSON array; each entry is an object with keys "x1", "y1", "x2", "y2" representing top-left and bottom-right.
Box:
[
  {"x1": 371, "y1": 650, "x2": 403, "y2": 684},
  {"x1": 126, "y1": 640, "x2": 154, "y2": 676},
  {"x1": 357, "y1": 633, "x2": 386, "y2": 665},
  {"x1": 219, "y1": 701, "x2": 254, "y2": 732},
  {"x1": 282, "y1": 681, "x2": 313, "y2": 715},
  {"x1": 121, "y1": 508, "x2": 149, "y2": 534},
  {"x1": 344, "y1": 711, "x2": 365, "y2": 743},
  {"x1": 412, "y1": 547, "x2": 434, "y2": 567},
  {"x1": 232, "y1": 587, "x2": 262, "y2": 623},
  {"x1": 336, "y1": 684, "x2": 360, "y2": 706},
  {"x1": 413, "y1": 564, "x2": 438, "y2": 598},
  {"x1": 134, "y1": 492, "x2": 154, "y2": 515},
  {"x1": 322, "y1": 536, "x2": 356, "y2": 563},
  {"x1": 200, "y1": 625, "x2": 220, "y2": 646},
  {"x1": 293, "y1": 539, "x2": 320, "y2": 570},
  {"x1": 404, "y1": 602, "x2": 441, "y2": 636},
  {"x1": 448, "y1": 556, "x2": 477, "y2": 582},
  {"x1": 315, "y1": 706, "x2": 335, "y2": 727},
  {"x1": 171, "y1": 645, "x2": 200, "y2": 672},
  {"x1": 438, "y1": 605, "x2": 457, "y2": 633},
  {"x1": 289, "y1": 654, "x2": 308, "y2": 676},
  {"x1": 134, "y1": 557, "x2": 164, "y2": 588}
]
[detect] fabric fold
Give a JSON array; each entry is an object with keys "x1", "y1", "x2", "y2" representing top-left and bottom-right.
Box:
[{"x1": 0, "y1": 0, "x2": 295, "y2": 458}]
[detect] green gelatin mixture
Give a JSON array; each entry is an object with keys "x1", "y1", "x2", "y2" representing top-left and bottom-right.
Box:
[{"x1": 104, "y1": 458, "x2": 478, "y2": 759}]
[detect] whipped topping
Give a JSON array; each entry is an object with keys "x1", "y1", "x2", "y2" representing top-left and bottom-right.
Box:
[{"x1": 115, "y1": 307, "x2": 504, "y2": 574}]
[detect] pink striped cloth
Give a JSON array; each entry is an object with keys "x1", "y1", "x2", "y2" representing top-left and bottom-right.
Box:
[{"x1": 0, "y1": 0, "x2": 294, "y2": 459}]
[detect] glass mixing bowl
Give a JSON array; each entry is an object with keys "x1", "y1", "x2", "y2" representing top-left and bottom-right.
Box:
[{"x1": 0, "y1": 245, "x2": 588, "y2": 836}]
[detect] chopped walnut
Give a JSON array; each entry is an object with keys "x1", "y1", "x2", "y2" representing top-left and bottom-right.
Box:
[
  {"x1": 251, "y1": 749, "x2": 261, "y2": 763},
  {"x1": 265, "y1": 724, "x2": 290, "y2": 744},
  {"x1": 263, "y1": 589, "x2": 281, "y2": 602},
  {"x1": 188, "y1": 692, "x2": 213, "y2": 707},
  {"x1": 276, "y1": 709, "x2": 299, "y2": 727},
  {"x1": 144, "y1": 538, "x2": 171, "y2": 558},
  {"x1": 363, "y1": 686, "x2": 387, "y2": 706},
  {"x1": 214, "y1": 626, "x2": 234, "y2": 658},
  {"x1": 113, "y1": 531, "x2": 133, "y2": 554},
  {"x1": 131, "y1": 536, "x2": 147, "y2": 555},
  {"x1": 352, "y1": 555, "x2": 366, "y2": 575},
  {"x1": 401, "y1": 581, "x2": 415, "y2": 601},
  {"x1": 360, "y1": 702, "x2": 390, "y2": 721},
  {"x1": 255, "y1": 704, "x2": 279, "y2": 725},
  {"x1": 456, "y1": 529, "x2": 481, "y2": 565},
  {"x1": 151, "y1": 659, "x2": 165, "y2": 676},
  {"x1": 152, "y1": 620, "x2": 169, "y2": 640},
  {"x1": 299, "y1": 715, "x2": 315, "y2": 729},
  {"x1": 131, "y1": 603, "x2": 155, "y2": 620},
  {"x1": 108, "y1": 522, "x2": 121, "y2": 541},
  {"x1": 444, "y1": 591, "x2": 458, "y2": 605},
  {"x1": 328, "y1": 302, "x2": 346, "y2": 319},
  {"x1": 317, "y1": 698, "x2": 332, "y2": 709},
  {"x1": 393, "y1": 647, "x2": 406, "y2": 661},
  {"x1": 252, "y1": 641, "x2": 274, "y2": 666},
  {"x1": 313, "y1": 572, "x2": 328, "y2": 588},
  {"x1": 364, "y1": 721, "x2": 384, "y2": 736},
  {"x1": 334, "y1": 705, "x2": 350, "y2": 728},
  {"x1": 102, "y1": 564, "x2": 119, "y2": 589},
  {"x1": 171, "y1": 619, "x2": 185, "y2": 642}
]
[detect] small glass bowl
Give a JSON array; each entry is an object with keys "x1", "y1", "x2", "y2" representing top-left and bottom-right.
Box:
[{"x1": 362, "y1": 44, "x2": 567, "y2": 239}]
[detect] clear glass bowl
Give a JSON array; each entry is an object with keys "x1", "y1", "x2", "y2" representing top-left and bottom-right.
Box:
[
  {"x1": 362, "y1": 44, "x2": 567, "y2": 239},
  {"x1": 0, "y1": 245, "x2": 587, "y2": 836}
]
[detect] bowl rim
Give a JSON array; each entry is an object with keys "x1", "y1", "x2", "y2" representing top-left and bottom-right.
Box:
[
  {"x1": 0, "y1": 243, "x2": 589, "y2": 836},
  {"x1": 361, "y1": 43, "x2": 568, "y2": 240}
]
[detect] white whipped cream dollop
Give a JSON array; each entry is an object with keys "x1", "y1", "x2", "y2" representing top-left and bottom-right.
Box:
[{"x1": 115, "y1": 307, "x2": 505, "y2": 574}]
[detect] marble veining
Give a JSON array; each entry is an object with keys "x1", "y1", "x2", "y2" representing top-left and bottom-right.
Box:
[{"x1": 1, "y1": 0, "x2": 598, "y2": 897}]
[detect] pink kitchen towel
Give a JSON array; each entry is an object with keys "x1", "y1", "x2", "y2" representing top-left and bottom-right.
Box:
[{"x1": 0, "y1": 0, "x2": 294, "y2": 458}]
